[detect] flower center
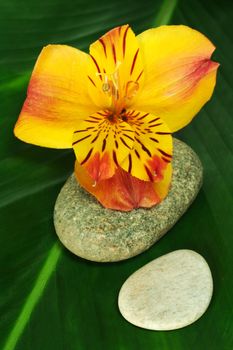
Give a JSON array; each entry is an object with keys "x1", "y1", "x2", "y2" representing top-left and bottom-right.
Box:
[
  {"x1": 104, "y1": 108, "x2": 128, "y2": 124},
  {"x1": 99, "y1": 62, "x2": 139, "y2": 116}
]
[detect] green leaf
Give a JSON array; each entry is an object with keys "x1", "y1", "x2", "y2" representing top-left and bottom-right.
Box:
[
  {"x1": 3, "y1": 243, "x2": 61, "y2": 350},
  {"x1": 1, "y1": 0, "x2": 233, "y2": 349}
]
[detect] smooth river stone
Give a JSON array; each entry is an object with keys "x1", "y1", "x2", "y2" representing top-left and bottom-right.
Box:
[
  {"x1": 118, "y1": 250, "x2": 213, "y2": 330},
  {"x1": 54, "y1": 139, "x2": 203, "y2": 262}
]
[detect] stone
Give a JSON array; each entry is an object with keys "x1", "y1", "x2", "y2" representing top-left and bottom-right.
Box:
[
  {"x1": 118, "y1": 250, "x2": 213, "y2": 330},
  {"x1": 54, "y1": 139, "x2": 203, "y2": 262}
]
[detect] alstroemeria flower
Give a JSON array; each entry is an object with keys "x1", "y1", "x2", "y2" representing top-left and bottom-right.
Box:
[{"x1": 14, "y1": 25, "x2": 218, "y2": 211}]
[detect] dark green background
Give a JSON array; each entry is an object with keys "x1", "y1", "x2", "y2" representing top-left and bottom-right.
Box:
[{"x1": 0, "y1": 0, "x2": 233, "y2": 349}]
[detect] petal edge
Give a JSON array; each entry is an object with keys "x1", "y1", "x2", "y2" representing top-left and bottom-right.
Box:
[{"x1": 134, "y1": 25, "x2": 219, "y2": 132}]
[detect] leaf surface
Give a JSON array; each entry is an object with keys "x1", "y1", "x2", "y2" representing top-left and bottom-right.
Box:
[{"x1": 0, "y1": 0, "x2": 233, "y2": 349}]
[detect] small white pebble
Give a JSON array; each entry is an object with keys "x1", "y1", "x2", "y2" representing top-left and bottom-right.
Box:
[{"x1": 118, "y1": 250, "x2": 213, "y2": 330}]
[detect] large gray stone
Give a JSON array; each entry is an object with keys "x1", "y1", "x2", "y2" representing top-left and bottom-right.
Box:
[{"x1": 54, "y1": 139, "x2": 203, "y2": 262}]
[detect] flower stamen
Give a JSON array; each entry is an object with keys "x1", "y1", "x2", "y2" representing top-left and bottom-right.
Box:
[{"x1": 125, "y1": 81, "x2": 139, "y2": 100}]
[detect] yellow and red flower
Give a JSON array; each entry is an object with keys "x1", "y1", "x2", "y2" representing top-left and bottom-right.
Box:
[{"x1": 14, "y1": 25, "x2": 219, "y2": 211}]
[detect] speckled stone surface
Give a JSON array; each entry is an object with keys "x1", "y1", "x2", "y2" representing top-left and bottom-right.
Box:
[
  {"x1": 118, "y1": 250, "x2": 213, "y2": 330},
  {"x1": 54, "y1": 139, "x2": 203, "y2": 262}
]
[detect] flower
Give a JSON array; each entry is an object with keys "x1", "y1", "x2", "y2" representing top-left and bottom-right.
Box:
[{"x1": 14, "y1": 25, "x2": 219, "y2": 211}]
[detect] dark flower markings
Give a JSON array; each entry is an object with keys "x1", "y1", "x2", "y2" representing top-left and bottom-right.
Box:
[
  {"x1": 134, "y1": 149, "x2": 140, "y2": 159},
  {"x1": 102, "y1": 138, "x2": 107, "y2": 152},
  {"x1": 90, "y1": 54, "x2": 102, "y2": 81},
  {"x1": 157, "y1": 148, "x2": 172, "y2": 162},
  {"x1": 161, "y1": 157, "x2": 171, "y2": 163},
  {"x1": 123, "y1": 25, "x2": 130, "y2": 57},
  {"x1": 99, "y1": 38, "x2": 107, "y2": 57},
  {"x1": 135, "y1": 137, "x2": 152, "y2": 157},
  {"x1": 80, "y1": 148, "x2": 93, "y2": 165},
  {"x1": 127, "y1": 110, "x2": 136, "y2": 116},
  {"x1": 85, "y1": 119, "x2": 100, "y2": 124},
  {"x1": 136, "y1": 70, "x2": 144, "y2": 82},
  {"x1": 73, "y1": 97, "x2": 172, "y2": 176},
  {"x1": 87, "y1": 75, "x2": 96, "y2": 87},
  {"x1": 121, "y1": 128, "x2": 134, "y2": 133},
  {"x1": 128, "y1": 154, "x2": 132, "y2": 173},
  {"x1": 130, "y1": 48, "x2": 139, "y2": 75},
  {"x1": 72, "y1": 134, "x2": 91, "y2": 146},
  {"x1": 156, "y1": 131, "x2": 171, "y2": 135},
  {"x1": 150, "y1": 137, "x2": 159, "y2": 143},
  {"x1": 112, "y1": 43, "x2": 117, "y2": 64},
  {"x1": 113, "y1": 150, "x2": 118, "y2": 166},
  {"x1": 74, "y1": 127, "x2": 94, "y2": 133},
  {"x1": 98, "y1": 25, "x2": 130, "y2": 65},
  {"x1": 148, "y1": 117, "x2": 160, "y2": 124},
  {"x1": 120, "y1": 137, "x2": 131, "y2": 149},
  {"x1": 97, "y1": 111, "x2": 109, "y2": 117},
  {"x1": 149, "y1": 123, "x2": 163, "y2": 128},
  {"x1": 144, "y1": 165, "x2": 154, "y2": 182},
  {"x1": 91, "y1": 131, "x2": 101, "y2": 144},
  {"x1": 136, "y1": 112, "x2": 149, "y2": 121},
  {"x1": 123, "y1": 133, "x2": 134, "y2": 142},
  {"x1": 157, "y1": 148, "x2": 172, "y2": 158}
]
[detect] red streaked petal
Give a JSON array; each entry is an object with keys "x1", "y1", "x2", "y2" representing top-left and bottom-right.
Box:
[
  {"x1": 82, "y1": 152, "x2": 114, "y2": 183},
  {"x1": 75, "y1": 162, "x2": 171, "y2": 211},
  {"x1": 135, "y1": 25, "x2": 219, "y2": 131},
  {"x1": 14, "y1": 45, "x2": 98, "y2": 148}
]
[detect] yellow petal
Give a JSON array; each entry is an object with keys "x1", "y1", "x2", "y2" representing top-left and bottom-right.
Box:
[
  {"x1": 134, "y1": 25, "x2": 219, "y2": 131},
  {"x1": 153, "y1": 162, "x2": 172, "y2": 200},
  {"x1": 88, "y1": 25, "x2": 144, "y2": 113},
  {"x1": 14, "y1": 45, "x2": 98, "y2": 148},
  {"x1": 120, "y1": 110, "x2": 173, "y2": 182},
  {"x1": 72, "y1": 111, "x2": 134, "y2": 182}
]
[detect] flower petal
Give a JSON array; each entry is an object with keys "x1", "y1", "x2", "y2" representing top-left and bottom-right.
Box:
[
  {"x1": 153, "y1": 162, "x2": 172, "y2": 200},
  {"x1": 88, "y1": 25, "x2": 144, "y2": 111},
  {"x1": 120, "y1": 110, "x2": 173, "y2": 182},
  {"x1": 72, "y1": 111, "x2": 134, "y2": 182},
  {"x1": 75, "y1": 162, "x2": 172, "y2": 211},
  {"x1": 134, "y1": 25, "x2": 219, "y2": 132},
  {"x1": 14, "y1": 45, "x2": 98, "y2": 148}
]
